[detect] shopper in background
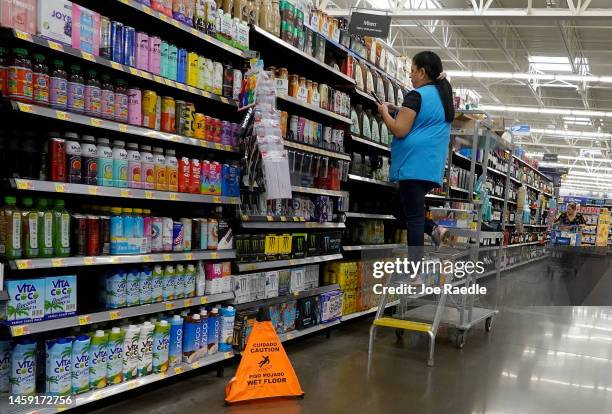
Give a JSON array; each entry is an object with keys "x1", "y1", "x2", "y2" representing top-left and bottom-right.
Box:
[
  {"x1": 556, "y1": 202, "x2": 586, "y2": 225},
  {"x1": 377, "y1": 51, "x2": 454, "y2": 260}
]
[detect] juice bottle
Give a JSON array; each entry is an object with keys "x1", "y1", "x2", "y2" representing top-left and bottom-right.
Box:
[
  {"x1": 112, "y1": 140, "x2": 128, "y2": 188},
  {"x1": 140, "y1": 145, "x2": 155, "y2": 190},
  {"x1": 153, "y1": 147, "x2": 167, "y2": 191},
  {"x1": 0, "y1": 196, "x2": 22, "y2": 259},
  {"x1": 36, "y1": 198, "x2": 54, "y2": 257},
  {"x1": 165, "y1": 149, "x2": 178, "y2": 192},
  {"x1": 127, "y1": 143, "x2": 142, "y2": 189},
  {"x1": 52, "y1": 199, "x2": 70, "y2": 257},
  {"x1": 21, "y1": 197, "x2": 38, "y2": 258},
  {"x1": 97, "y1": 138, "x2": 114, "y2": 187}
]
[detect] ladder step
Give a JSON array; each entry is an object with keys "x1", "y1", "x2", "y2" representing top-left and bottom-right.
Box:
[{"x1": 373, "y1": 317, "x2": 432, "y2": 332}]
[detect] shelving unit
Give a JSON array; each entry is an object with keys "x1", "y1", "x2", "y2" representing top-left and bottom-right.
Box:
[
  {"x1": 349, "y1": 135, "x2": 391, "y2": 152},
  {"x1": 277, "y1": 95, "x2": 352, "y2": 124},
  {"x1": 234, "y1": 284, "x2": 340, "y2": 310},
  {"x1": 344, "y1": 212, "x2": 396, "y2": 220},
  {"x1": 283, "y1": 140, "x2": 352, "y2": 161},
  {"x1": 342, "y1": 244, "x2": 405, "y2": 251},
  {"x1": 236, "y1": 254, "x2": 343, "y2": 272},
  {"x1": 348, "y1": 174, "x2": 395, "y2": 188},
  {"x1": 291, "y1": 185, "x2": 349, "y2": 197},
  {"x1": 240, "y1": 221, "x2": 345, "y2": 229}
]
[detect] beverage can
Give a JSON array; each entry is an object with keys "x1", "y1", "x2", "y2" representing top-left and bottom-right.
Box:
[
  {"x1": 189, "y1": 159, "x2": 201, "y2": 194},
  {"x1": 207, "y1": 219, "x2": 218, "y2": 250},
  {"x1": 100, "y1": 16, "x2": 112, "y2": 59},
  {"x1": 72, "y1": 214, "x2": 87, "y2": 256},
  {"x1": 123, "y1": 26, "x2": 136, "y2": 67},
  {"x1": 86, "y1": 215, "x2": 100, "y2": 256},
  {"x1": 135, "y1": 32, "x2": 149, "y2": 71},
  {"x1": 162, "y1": 217, "x2": 173, "y2": 251},
  {"x1": 100, "y1": 212, "x2": 111, "y2": 255},
  {"x1": 180, "y1": 218, "x2": 192, "y2": 251},
  {"x1": 172, "y1": 222, "x2": 184, "y2": 252},
  {"x1": 49, "y1": 136, "x2": 66, "y2": 182},
  {"x1": 142, "y1": 90, "x2": 157, "y2": 129},
  {"x1": 193, "y1": 113, "x2": 205, "y2": 139},
  {"x1": 151, "y1": 216, "x2": 163, "y2": 252},
  {"x1": 110, "y1": 21, "x2": 124, "y2": 63},
  {"x1": 178, "y1": 157, "x2": 190, "y2": 193},
  {"x1": 175, "y1": 100, "x2": 187, "y2": 135},
  {"x1": 161, "y1": 96, "x2": 175, "y2": 132}
]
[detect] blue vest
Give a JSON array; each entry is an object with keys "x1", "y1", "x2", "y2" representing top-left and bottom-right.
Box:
[{"x1": 390, "y1": 85, "x2": 451, "y2": 186}]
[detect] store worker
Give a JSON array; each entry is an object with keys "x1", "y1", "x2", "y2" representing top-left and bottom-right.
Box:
[
  {"x1": 556, "y1": 202, "x2": 586, "y2": 225},
  {"x1": 377, "y1": 51, "x2": 454, "y2": 260}
]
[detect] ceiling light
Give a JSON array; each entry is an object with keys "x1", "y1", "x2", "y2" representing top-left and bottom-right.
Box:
[
  {"x1": 480, "y1": 105, "x2": 612, "y2": 119},
  {"x1": 530, "y1": 128, "x2": 612, "y2": 139},
  {"x1": 447, "y1": 71, "x2": 608, "y2": 84}
]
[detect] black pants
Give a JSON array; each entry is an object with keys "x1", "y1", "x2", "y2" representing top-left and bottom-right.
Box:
[{"x1": 397, "y1": 180, "x2": 438, "y2": 263}]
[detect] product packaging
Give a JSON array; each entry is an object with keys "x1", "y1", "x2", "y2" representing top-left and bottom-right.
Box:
[
  {"x1": 37, "y1": 0, "x2": 73, "y2": 44},
  {"x1": 44, "y1": 275, "x2": 77, "y2": 319},
  {"x1": 3, "y1": 278, "x2": 45, "y2": 324},
  {"x1": 1, "y1": 0, "x2": 36, "y2": 34},
  {"x1": 71, "y1": 4, "x2": 99, "y2": 55}
]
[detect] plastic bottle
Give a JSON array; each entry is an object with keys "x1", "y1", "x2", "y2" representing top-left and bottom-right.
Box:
[
  {"x1": 114, "y1": 79, "x2": 129, "y2": 123},
  {"x1": 143, "y1": 209, "x2": 152, "y2": 253},
  {"x1": 121, "y1": 325, "x2": 140, "y2": 381},
  {"x1": 128, "y1": 87, "x2": 142, "y2": 126},
  {"x1": 137, "y1": 322, "x2": 155, "y2": 376},
  {"x1": 185, "y1": 263, "x2": 196, "y2": 297},
  {"x1": 100, "y1": 75, "x2": 115, "y2": 120},
  {"x1": 165, "y1": 149, "x2": 179, "y2": 192},
  {"x1": 168, "y1": 315, "x2": 183, "y2": 367},
  {"x1": 126, "y1": 268, "x2": 141, "y2": 306},
  {"x1": 219, "y1": 306, "x2": 236, "y2": 352},
  {"x1": 122, "y1": 208, "x2": 135, "y2": 240},
  {"x1": 9, "y1": 340, "x2": 36, "y2": 395},
  {"x1": 152, "y1": 320, "x2": 170, "y2": 373},
  {"x1": 140, "y1": 144, "x2": 155, "y2": 190},
  {"x1": 133, "y1": 208, "x2": 145, "y2": 253},
  {"x1": 112, "y1": 140, "x2": 128, "y2": 188},
  {"x1": 89, "y1": 330, "x2": 108, "y2": 390},
  {"x1": 71, "y1": 335, "x2": 91, "y2": 394},
  {"x1": 109, "y1": 207, "x2": 123, "y2": 255},
  {"x1": 36, "y1": 198, "x2": 53, "y2": 257},
  {"x1": 106, "y1": 327, "x2": 125, "y2": 385},
  {"x1": 182, "y1": 314, "x2": 201, "y2": 360},
  {"x1": 52, "y1": 199, "x2": 70, "y2": 257},
  {"x1": 207, "y1": 307, "x2": 219, "y2": 355},
  {"x1": 140, "y1": 266, "x2": 153, "y2": 304},
  {"x1": 49, "y1": 59, "x2": 68, "y2": 109},
  {"x1": 21, "y1": 197, "x2": 38, "y2": 258},
  {"x1": 84, "y1": 69, "x2": 101, "y2": 117},
  {"x1": 67, "y1": 64, "x2": 85, "y2": 113},
  {"x1": 64, "y1": 132, "x2": 82, "y2": 184},
  {"x1": 151, "y1": 264, "x2": 164, "y2": 302},
  {"x1": 80, "y1": 135, "x2": 98, "y2": 185},
  {"x1": 153, "y1": 147, "x2": 167, "y2": 191},
  {"x1": 151, "y1": 216, "x2": 163, "y2": 253},
  {"x1": 46, "y1": 338, "x2": 72, "y2": 396},
  {"x1": 174, "y1": 263, "x2": 185, "y2": 299},
  {"x1": 32, "y1": 53, "x2": 49, "y2": 106},
  {"x1": 163, "y1": 265, "x2": 175, "y2": 301},
  {"x1": 97, "y1": 137, "x2": 114, "y2": 187},
  {"x1": 127, "y1": 142, "x2": 142, "y2": 189}
]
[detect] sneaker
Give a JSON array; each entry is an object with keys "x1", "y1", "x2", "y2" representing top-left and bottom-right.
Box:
[{"x1": 431, "y1": 226, "x2": 449, "y2": 249}]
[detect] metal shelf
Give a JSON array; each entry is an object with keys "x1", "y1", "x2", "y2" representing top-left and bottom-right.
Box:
[
  {"x1": 488, "y1": 194, "x2": 506, "y2": 202},
  {"x1": 10, "y1": 250, "x2": 235, "y2": 271},
  {"x1": 349, "y1": 135, "x2": 391, "y2": 152},
  {"x1": 523, "y1": 224, "x2": 548, "y2": 228},
  {"x1": 348, "y1": 174, "x2": 395, "y2": 188},
  {"x1": 344, "y1": 212, "x2": 396, "y2": 220},
  {"x1": 277, "y1": 95, "x2": 352, "y2": 124},
  {"x1": 291, "y1": 185, "x2": 349, "y2": 197},
  {"x1": 236, "y1": 253, "x2": 343, "y2": 272},
  {"x1": 446, "y1": 228, "x2": 504, "y2": 239},
  {"x1": 239, "y1": 215, "x2": 306, "y2": 222},
  {"x1": 10, "y1": 179, "x2": 240, "y2": 205},
  {"x1": 10, "y1": 101, "x2": 238, "y2": 153},
  {"x1": 115, "y1": 0, "x2": 251, "y2": 58},
  {"x1": 353, "y1": 88, "x2": 379, "y2": 105},
  {"x1": 3, "y1": 292, "x2": 234, "y2": 337},
  {"x1": 342, "y1": 244, "x2": 405, "y2": 251},
  {"x1": 234, "y1": 284, "x2": 340, "y2": 310},
  {"x1": 3, "y1": 28, "x2": 237, "y2": 107},
  {"x1": 503, "y1": 241, "x2": 543, "y2": 248},
  {"x1": 283, "y1": 140, "x2": 351, "y2": 161},
  {"x1": 512, "y1": 155, "x2": 552, "y2": 180},
  {"x1": 278, "y1": 319, "x2": 342, "y2": 341},
  {"x1": 452, "y1": 152, "x2": 482, "y2": 167},
  {"x1": 4, "y1": 351, "x2": 234, "y2": 414},
  {"x1": 450, "y1": 186, "x2": 471, "y2": 194},
  {"x1": 487, "y1": 166, "x2": 509, "y2": 176},
  {"x1": 340, "y1": 300, "x2": 400, "y2": 322},
  {"x1": 240, "y1": 221, "x2": 345, "y2": 229},
  {"x1": 251, "y1": 25, "x2": 356, "y2": 85}
]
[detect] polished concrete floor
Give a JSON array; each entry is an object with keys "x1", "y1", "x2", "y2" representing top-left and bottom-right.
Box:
[{"x1": 85, "y1": 257, "x2": 612, "y2": 414}]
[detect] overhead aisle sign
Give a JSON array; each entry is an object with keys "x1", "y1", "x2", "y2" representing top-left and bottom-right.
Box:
[{"x1": 349, "y1": 12, "x2": 392, "y2": 38}]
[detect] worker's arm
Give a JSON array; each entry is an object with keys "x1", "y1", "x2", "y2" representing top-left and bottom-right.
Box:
[{"x1": 378, "y1": 103, "x2": 416, "y2": 139}]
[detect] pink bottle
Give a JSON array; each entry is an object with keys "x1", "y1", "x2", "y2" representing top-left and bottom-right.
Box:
[
  {"x1": 128, "y1": 87, "x2": 142, "y2": 126},
  {"x1": 148, "y1": 36, "x2": 162, "y2": 75},
  {"x1": 136, "y1": 32, "x2": 149, "y2": 72}
]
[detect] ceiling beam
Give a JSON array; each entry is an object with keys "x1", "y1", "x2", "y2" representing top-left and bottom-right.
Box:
[{"x1": 326, "y1": 8, "x2": 612, "y2": 19}]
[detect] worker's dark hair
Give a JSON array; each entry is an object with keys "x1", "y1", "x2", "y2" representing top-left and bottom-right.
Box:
[{"x1": 412, "y1": 51, "x2": 455, "y2": 123}]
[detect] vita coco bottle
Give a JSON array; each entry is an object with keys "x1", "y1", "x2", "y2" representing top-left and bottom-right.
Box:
[
  {"x1": 89, "y1": 330, "x2": 108, "y2": 389},
  {"x1": 138, "y1": 322, "x2": 155, "y2": 377},
  {"x1": 52, "y1": 199, "x2": 70, "y2": 257},
  {"x1": 139, "y1": 266, "x2": 153, "y2": 305},
  {"x1": 168, "y1": 315, "x2": 183, "y2": 367},
  {"x1": 184, "y1": 263, "x2": 196, "y2": 298},
  {"x1": 122, "y1": 325, "x2": 140, "y2": 381},
  {"x1": 182, "y1": 314, "x2": 201, "y2": 362},
  {"x1": 10, "y1": 340, "x2": 37, "y2": 395},
  {"x1": 163, "y1": 265, "x2": 175, "y2": 301},
  {"x1": 106, "y1": 327, "x2": 125, "y2": 385},
  {"x1": 21, "y1": 197, "x2": 38, "y2": 258},
  {"x1": 106, "y1": 269, "x2": 127, "y2": 309},
  {"x1": 151, "y1": 265, "x2": 164, "y2": 302},
  {"x1": 126, "y1": 268, "x2": 141, "y2": 307},
  {"x1": 174, "y1": 264, "x2": 185, "y2": 299},
  {"x1": 152, "y1": 320, "x2": 170, "y2": 373},
  {"x1": 207, "y1": 307, "x2": 219, "y2": 355},
  {"x1": 219, "y1": 306, "x2": 236, "y2": 352},
  {"x1": 71, "y1": 335, "x2": 91, "y2": 394},
  {"x1": 46, "y1": 338, "x2": 72, "y2": 396},
  {"x1": 36, "y1": 198, "x2": 54, "y2": 257}
]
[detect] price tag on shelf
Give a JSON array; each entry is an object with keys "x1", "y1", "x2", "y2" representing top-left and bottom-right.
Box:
[
  {"x1": 153, "y1": 75, "x2": 163, "y2": 83},
  {"x1": 56, "y1": 111, "x2": 70, "y2": 121},
  {"x1": 16, "y1": 260, "x2": 32, "y2": 270},
  {"x1": 224, "y1": 352, "x2": 233, "y2": 358},
  {"x1": 190, "y1": 28, "x2": 200, "y2": 36},
  {"x1": 78, "y1": 315, "x2": 92, "y2": 325},
  {"x1": 280, "y1": 216, "x2": 287, "y2": 222},
  {"x1": 90, "y1": 118, "x2": 103, "y2": 127},
  {"x1": 171, "y1": 19, "x2": 181, "y2": 28},
  {"x1": 289, "y1": 260, "x2": 297, "y2": 266},
  {"x1": 164, "y1": 79, "x2": 174, "y2": 87},
  {"x1": 129, "y1": 67, "x2": 138, "y2": 76},
  {"x1": 83, "y1": 257, "x2": 96, "y2": 265},
  {"x1": 176, "y1": 83, "x2": 186, "y2": 91},
  {"x1": 200, "y1": 297, "x2": 208, "y2": 305},
  {"x1": 109, "y1": 310, "x2": 121, "y2": 320},
  {"x1": 54, "y1": 183, "x2": 66, "y2": 193},
  {"x1": 15, "y1": 30, "x2": 32, "y2": 41},
  {"x1": 110, "y1": 257, "x2": 120, "y2": 263},
  {"x1": 120, "y1": 189, "x2": 130, "y2": 197},
  {"x1": 185, "y1": 253, "x2": 193, "y2": 260},
  {"x1": 169, "y1": 193, "x2": 178, "y2": 201},
  {"x1": 191, "y1": 361, "x2": 201, "y2": 369},
  {"x1": 127, "y1": 381, "x2": 139, "y2": 390},
  {"x1": 266, "y1": 215, "x2": 273, "y2": 222},
  {"x1": 292, "y1": 217, "x2": 299, "y2": 222},
  {"x1": 118, "y1": 124, "x2": 129, "y2": 133},
  {"x1": 165, "y1": 302, "x2": 174, "y2": 310},
  {"x1": 159, "y1": 14, "x2": 169, "y2": 22},
  {"x1": 140, "y1": 71, "x2": 152, "y2": 80},
  {"x1": 17, "y1": 103, "x2": 33, "y2": 113},
  {"x1": 16, "y1": 180, "x2": 32, "y2": 190},
  {"x1": 145, "y1": 191, "x2": 154, "y2": 199},
  {"x1": 81, "y1": 51, "x2": 95, "y2": 62},
  {"x1": 143, "y1": 255, "x2": 153, "y2": 262},
  {"x1": 51, "y1": 258, "x2": 65, "y2": 267},
  {"x1": 48, "y1": 41, "x2": 64, "y2": 51},
  {"x1": 57, "y1": 405, "x2": 69, "y2": 412},
  {"x1": 214, "y1": 143, "x2": 222, "y2": 150},
  {"x1": 88, "y1": 186, "x2": 99, "y2": 195},
  {"x1": 174, "y1": 366, "x2": 183, "y2": 375},
  {"x1": 163, "y1": 254, "x2": 172, "y2": 261},
  {"x1": 224, "y1": 145, "x2": 233, "y2": 151},
  {"x1": 12, "y1": 325, "x2": 29, "y2": 336},
  {"x1": 210, "y1": 252, "x2": 218, "y2": 259},
  {"x1": 241, "y1": 215, "x2": 248, "y2": 221},
  {"x1": 220, "y1": 97, "x2": 228, "y2": 104},
  {"x1": 111, "y1": 61, "x2": 123, "y2": 70},
  {"x1": 245, "y1": 264, "x2": 255, "y2": 271},
  {"x1": 285, "y1": 333, "x2": 294, "y2": 340},
  {"x1": 184, "y1": 299, "x2": 193, "y2": 307},
  {"x1": 213, "y1": 196, "x2": 221, "y2": 203},
  {"x1": 188, "y1": 86, "x2": 197, "y2": 94}
]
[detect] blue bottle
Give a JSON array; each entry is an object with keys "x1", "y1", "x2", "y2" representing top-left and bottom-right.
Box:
[
  {"x1": 123, "y1": 208, "x2": 135, "y2": 238},
  {"x1": 123, "y1": 26, "x2": 136, "y2": 67},
  {"x1": 110, "y1": 207, "x2": 123, "y2": 255},
  {"x1": 177, "y1": 48, "x2": 187, "y2": 84}
]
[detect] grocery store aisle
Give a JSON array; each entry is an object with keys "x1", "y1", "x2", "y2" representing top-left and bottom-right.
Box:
[{"x1": 85, "y1": 259, "x2": 612, "y2": 414}]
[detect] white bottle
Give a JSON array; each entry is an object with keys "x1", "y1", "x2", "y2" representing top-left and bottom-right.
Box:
[
  {"x1": 112, "y1": 140, "x2": 128, "y2": 188},
  {"x1": 165, "y1": 149, "x2": 179, "y2": 192},
  {"x1": 127, "y1": 142, "x2": 142, "y2": 189},
  {"x1": 153, "y1": 147, "x2": 167, "y2": 191},
  {"x1": 140, "y1": 145, "x2": 155, "y2": 190}
]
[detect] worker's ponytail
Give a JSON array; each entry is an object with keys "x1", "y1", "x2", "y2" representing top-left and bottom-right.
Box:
[{"x1": 412, "y1": 51, "x2": 455, "y2": 123}]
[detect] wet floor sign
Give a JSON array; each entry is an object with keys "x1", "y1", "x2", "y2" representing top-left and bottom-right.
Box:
[{"x1": 225, "y1": 320, "x2": 304, "y2": 403}]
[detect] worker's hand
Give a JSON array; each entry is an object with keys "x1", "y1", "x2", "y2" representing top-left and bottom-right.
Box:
[{"x1": 378, "y1": 102, "x2": 397, "y2": 116}]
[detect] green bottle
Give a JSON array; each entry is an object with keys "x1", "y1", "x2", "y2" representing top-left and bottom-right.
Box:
[
  {"x1": 52, "y1": 199, "x2": 70, "y2": 257},
  {"x1": 21, "y1": 198, "x2": 39, "y2": 258},
  {"x1": 36, "y1": 199, "x2": 54, "y2": 257},
  {"x1": 0, "y1": 196, "x2": 22, "y2": 259}
]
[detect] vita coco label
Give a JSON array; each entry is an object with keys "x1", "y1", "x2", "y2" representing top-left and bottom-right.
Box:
[
  {"x1": 106, "y1": 330, "x2": 125, "y2": 385},
  {"x1": 89, "y1": 332, "x2": 108, "y2": 389},
  {"x1": 122, "y1": 327, "x2": 140, "y2": 381},
  {"x1": 10, "y1": 342, "x2": 37, "y2": 395},
  {"x1": 151, "y1": 266, "x2": 164, "y2": 303},
  {"x1": 71, "y1": 336, "x2": 91, "y2": 394},
  {"x1": 126, "y1": 270, "x2": 140, "y2": 307},
  {"x1": 5, "y1": 279, "x2": 45, "y2": 323},
  {"x1": 0, "y1": 341, "x2": 11, "y2": 393},
  {"x1": 138, "y1": 323, "x2": 154, "y2": 377},
  {"x1": 139, "y1": 268, "x2": 153, "y2": 305},
  {"x1": 152, "y1": 322, "x2": 170, "y2": 374},
  {"x1": 106, "y1": 270, "x2": 127, "y2": 309},
  {"x1": 46, "y1": 339, "x2": 72, "y2": 396},
  {"x1": 45, "y1": 275, "x2": 77, "y2": 319}
]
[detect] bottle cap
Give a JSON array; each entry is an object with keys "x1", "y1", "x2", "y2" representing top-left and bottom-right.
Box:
[
  {"x1": 112, "y1": 327, "x2": 121, "y2": 333},
  {"x1": 159, "y1": 320, "x2": 168, "y2": 326},
  {"x1": 82, "y1": 135, "x2": 95, "y2": 143},
  {"x1": 111, "y1": 207, "x2": 122, "y2": 214},
  {"x1": 122, "y1": 208, "x2": 133, "y2": 213},
  {"x1": 98, "y1": 137, "x2": 110, "y2": 145},
  {"x1": 127, "y1": 142, "x2": 139, "y2": 150},
  {"x1": 95, "y1": 330, "x2": 105, "y2": 337},
  {"x1": 22, "y1": 197, "x2": 33, "y2": 206},
  {"x1": 166, "y1": 149, "x2": 176, "y2": 156},
  {"x1": 113, "y1": 140, "x2": 125, "y2": 147},
  {"x1": 193, "y1": 314, "x2": 201, "y2": 320},
  {"x1": 141, "y1": 144, "x2": 152, "y2": 152},
  {"x1": 55, "y1": 199, "x2": 65, "y2": 207}
]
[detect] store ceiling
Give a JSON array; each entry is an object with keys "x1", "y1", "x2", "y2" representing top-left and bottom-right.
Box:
[{"x1": 324, "y1": 0, "x2": 612, "y2": 194}]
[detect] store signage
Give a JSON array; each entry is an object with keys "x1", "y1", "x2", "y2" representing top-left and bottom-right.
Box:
[
  {"x1": 511, "y1": 125, "x2": 530, "y2": 136},
  {"x1": 542, "y1": 154, "x2": 558, "y2": 162},
  {"x1": 349, "y1": 12, "x2": 392, "y2": 38}
]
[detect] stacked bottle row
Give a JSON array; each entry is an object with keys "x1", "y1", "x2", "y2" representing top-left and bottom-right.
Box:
[
  {"x1": 288, "y1": 150, "x2": 349, "y2": 190},
  {"x1": 281, "y1": 111, "x2": 346, "y2": 153},
  {"x1": 2, "y1": 306, "x2": 235, "y2": 395},
  {"x1": 350, "y1": 104, "x2": 392, "y2": 147}
]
